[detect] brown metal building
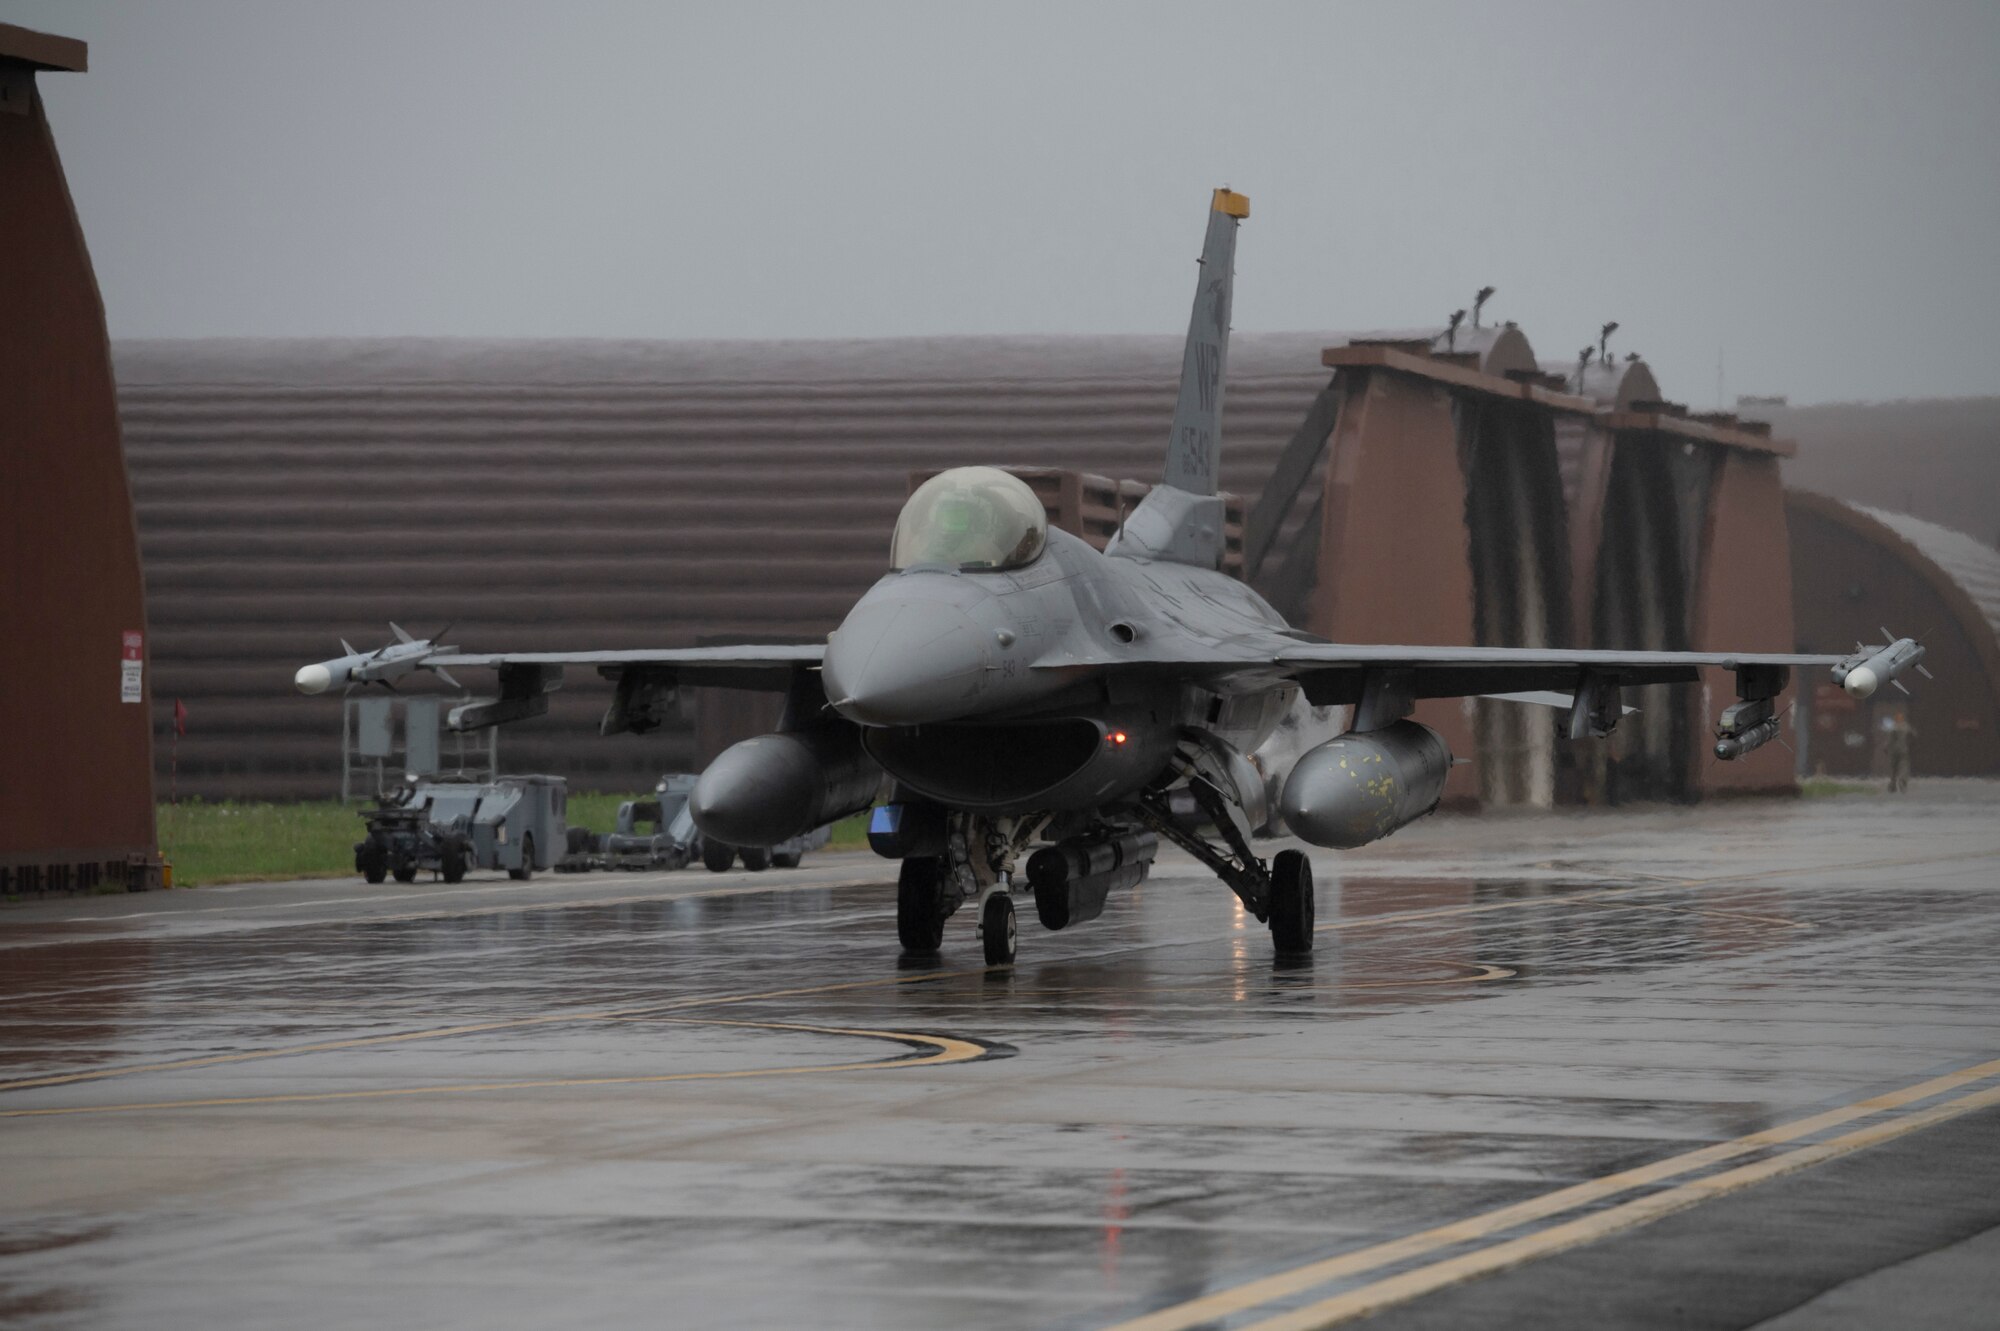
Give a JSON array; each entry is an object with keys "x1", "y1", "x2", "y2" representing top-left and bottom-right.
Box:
[
  {"x1": 1, "y1": 26, "x2": 160, "y2": 892},
  {"x1": 1245, "y1": 327, "x2": 1804, "y2": 806},
  {"x1": 1786, "y1": 491, "x2": 2000, "y2": 777},
  {"x1": 115, "y1": 315, "x2": 1829, "y2": 811}
]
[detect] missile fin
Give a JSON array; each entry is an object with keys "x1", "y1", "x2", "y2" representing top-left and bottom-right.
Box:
[
  {"x1": 1918, "y1": 664, "x2": 1935, "y2": 680},
  {"x1": 1892, "y1": 678, "x2": 1910, "y2": 695},
  {"x1": 340, "y1": 638, "x2": 357, "y2": 655},
  {"x1": 390, "y1": 621, "x2": 416, "y2": 644}
]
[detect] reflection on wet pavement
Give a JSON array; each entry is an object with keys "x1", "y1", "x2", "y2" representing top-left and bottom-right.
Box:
[{"x1": 1, "y1": 790, "x2": 1997, "y2": 1329}]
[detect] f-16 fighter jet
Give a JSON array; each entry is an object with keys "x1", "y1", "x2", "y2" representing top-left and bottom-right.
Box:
[{"x1": 298, "y1": 189, "x2": 1923, "y2": 965}]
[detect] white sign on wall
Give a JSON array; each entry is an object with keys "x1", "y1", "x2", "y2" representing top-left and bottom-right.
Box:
[{"x1": 121, "y1": 629, "x2": 143, "y2": 704}]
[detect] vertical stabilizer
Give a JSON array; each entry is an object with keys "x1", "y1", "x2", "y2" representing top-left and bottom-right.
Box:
[
  {"x1": 1162, "y1": 188, "x2": 1248, "y2": 496},
  {"x1": 1108, "y1": 189, "x2": 1246, "y2": 570}
]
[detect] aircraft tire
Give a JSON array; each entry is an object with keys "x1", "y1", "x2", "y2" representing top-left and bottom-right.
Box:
[
  {"x1": 702, "y1": 840, "x2": 735, "y2": 873},
  {"x1": 771, "y1": 850, "x2": 801, "y2": 869},
  {"x1": 897, "y1": 857, "x2": 948, "y2": 953},
  {"x1": 1268, "y1": 850, "x2": 1314, "y2": 955},
  {"x1": 981, "y1": 893, "x2": 1018, "y2": 966},
  {"x1": 509, "y1": 834, "x2": 535, "y2": 882},
  {"x1": 740, "y1": 846, "x2": 771, "y2": 872}
]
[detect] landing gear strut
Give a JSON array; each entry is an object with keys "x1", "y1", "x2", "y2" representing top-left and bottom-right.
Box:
[{"x1": 1134, "y1": 781, "x2": 1316, "y2": 956}]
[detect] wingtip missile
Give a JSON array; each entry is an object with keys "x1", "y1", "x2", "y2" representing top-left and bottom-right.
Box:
[
  {"x1": 295, "y1": 625, "x2": 459, "y2": 695},
  {"x1": 1833, "y1": 634, "x2": 1926, "y2": 700}
]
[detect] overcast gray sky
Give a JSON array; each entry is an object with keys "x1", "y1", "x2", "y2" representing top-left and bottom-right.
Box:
[{"x1": 9, "y1": 0, "x2": 1998, "y2": 405}]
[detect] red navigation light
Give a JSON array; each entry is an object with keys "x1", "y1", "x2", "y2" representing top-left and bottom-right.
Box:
[{"x1": 1110, "y1": 731, "x2": 1128, "y2": 746}]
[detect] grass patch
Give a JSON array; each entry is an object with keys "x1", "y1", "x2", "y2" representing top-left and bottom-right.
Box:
[
  {"x1": 1799, "y1": 777, "x2": 1875, "y2": 798},
  {"x1": 159, "y1": 795, "x2": 875, "y2": 887},
  {"x1": 158, "y1": 800, "x2": 371, "y2": 887}
]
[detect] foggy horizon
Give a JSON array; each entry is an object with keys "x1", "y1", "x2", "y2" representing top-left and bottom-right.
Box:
[{"x1": 8, "y1": 0, "x2": 1998, "y2": 407}]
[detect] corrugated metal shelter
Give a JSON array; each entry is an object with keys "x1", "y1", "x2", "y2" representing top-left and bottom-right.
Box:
[
  {"x1": 119, "y1": 318, "x2": 1823, "y2": 811},
  {"x1": 115, "y1": 333, "x2": 1338, "y2": 800},
  {"x1": 1786, "y1": 491, "x2": 2000, "y2": 777},
  {"x1": 1, "y1": 25, "x2": 160, "y2": 893},
  {"x1": 1743, "y1": 397, "x2": 2000, "y2": 552}
]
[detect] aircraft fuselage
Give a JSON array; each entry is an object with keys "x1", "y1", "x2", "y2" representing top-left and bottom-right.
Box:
[{"x1": 821, "y1": 527, "x2": 1297, "y2": 815}]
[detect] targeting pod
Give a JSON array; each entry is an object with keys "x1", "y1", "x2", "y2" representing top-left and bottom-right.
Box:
[
  {"x1": 1027, "y1": 831, "x2": 1158, "y2": 931},
  {"x1": 1714, "y1": 717, "x2": 1782, "y2": 760},
  {"x1": 1713, "y1": 697, "x2": 1781, "y2": 761},
  {"x1": 1278, "y1": 720, "x2": 1452, "y2": 850}
]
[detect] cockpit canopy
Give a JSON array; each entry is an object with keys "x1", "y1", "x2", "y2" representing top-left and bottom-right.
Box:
[{"x1": 890, "y1": 466, "x2": 1048, "y2": 572}]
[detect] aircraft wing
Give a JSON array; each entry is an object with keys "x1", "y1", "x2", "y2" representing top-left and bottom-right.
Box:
[
  {"x1": 331, "y1": 643, "x2": 830, "y2": 733},
  {"x1": 1269, "y1": 643, "x2": 1844, "y2": 704},
  {"x1": 428, "y1": 644, "x2": 824, "y2": 692}
]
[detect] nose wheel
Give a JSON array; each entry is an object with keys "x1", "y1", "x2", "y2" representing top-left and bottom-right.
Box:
[{"x1": 980, "y1": 891, "x2": 1018, "y2": 966}]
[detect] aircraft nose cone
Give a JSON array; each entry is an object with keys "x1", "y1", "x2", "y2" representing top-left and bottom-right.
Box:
[
  {"x1": 295, "y1": 663, "x2": 333, "y2": 695},
  {"x1": 823, "y1": 598, "x2": 991, "y2": 726}
]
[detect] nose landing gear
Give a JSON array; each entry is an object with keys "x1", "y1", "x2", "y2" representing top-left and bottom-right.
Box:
[{"x1": 978, "y1": 888, "x2": 1018, "y2": 966}]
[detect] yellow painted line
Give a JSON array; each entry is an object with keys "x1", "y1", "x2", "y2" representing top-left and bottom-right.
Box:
[
  {"x1": 13, "y1": 843, "x2": 1989, "y2": 1095},
  {"x1": 0, "y1": 965, "x2": 978, "y2": 1093},
  {"x1": 0, "y1": 1020, "x2": 988, "y2": 1119},
  {"x1": 1240, "y1": 1079, "x2": 2000, "y2": 1331},
  {"x1": 1101, "y1": 1054, "x2": 2000, "y2": 1331},
  {"x1": 0, "y1": 888, "x2": 1599, "y2": 1094}
]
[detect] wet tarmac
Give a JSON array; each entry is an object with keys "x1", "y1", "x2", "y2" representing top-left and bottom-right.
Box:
[{"x1": 2, "y1": 782, "x2": 1998, "y2": 1329}]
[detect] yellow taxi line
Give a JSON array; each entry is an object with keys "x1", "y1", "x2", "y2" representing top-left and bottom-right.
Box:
[
  {"x1": 0, "y1": 1021, "x2": 988, "y2": 1119},
  {"x1": 0, "y1": 965, "x2": 977, "y2": 1092},
  {"x1": 1239, "y1": 1079, "x2": 2000, "y2": 1331},
  {"x1": 1100, "y1": 1053, "x2": 2000, "y2": 1331}
]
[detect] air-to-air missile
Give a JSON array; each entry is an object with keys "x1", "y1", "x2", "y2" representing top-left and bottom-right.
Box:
[
  {"x1": 293, "y1": 624, "x2": 459, "y2": 695},
  {"x1": 1833, "y1": 632, "x2": 1930, "y2": 699}
]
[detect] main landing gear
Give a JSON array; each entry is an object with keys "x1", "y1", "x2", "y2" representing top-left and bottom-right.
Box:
[
  {"x1": 1134, "y1": 780, "x2": 1316, "y2": 957},
  {"x1": 896, "y1": 856, "x2": 953, "y2": 953}
]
